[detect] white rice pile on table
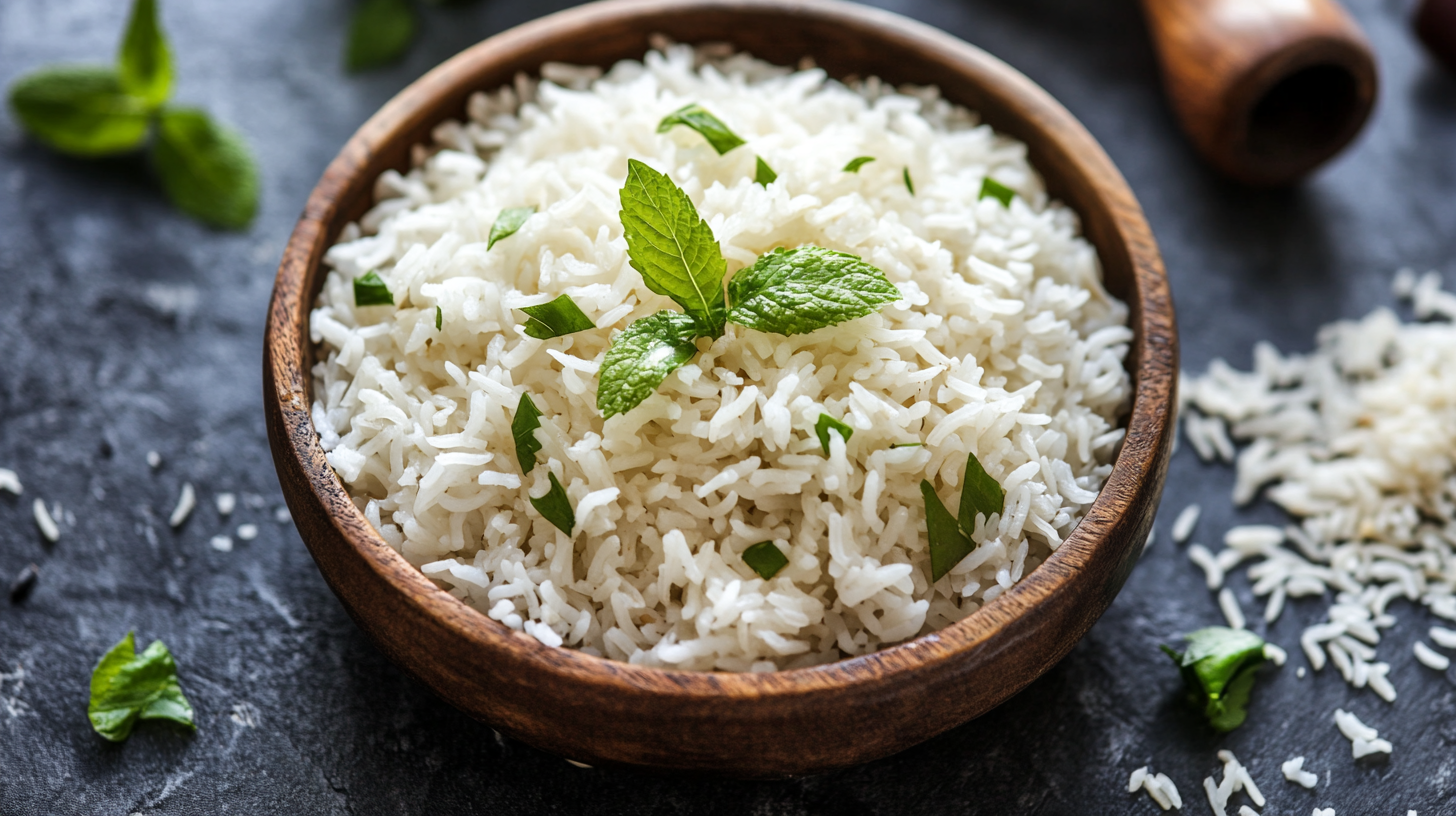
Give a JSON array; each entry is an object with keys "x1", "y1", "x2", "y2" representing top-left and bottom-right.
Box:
[{"x1": 310, "y1": 45, "x2": 1131, "y2": 670}]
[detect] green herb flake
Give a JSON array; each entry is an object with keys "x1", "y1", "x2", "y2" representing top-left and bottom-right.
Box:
[
  {"x1": 117, "y1": 0, "x2": 172, "y2": 107},
  {"x1": 511, "y1": 392, "x2": 544, "y2": 475},
  {"x1": 754, "y1": 156, "x2": 777, "y2": 186},
  {"x1": 814, "y1": 413, "x2": 854, "y2": 456},
  {"x1": 353, "y1": 270, "x2": 393, "y2": 307},
  {"x1": 742, "y1": 540, "x2": 788, "y2": 580},
  {"x1": 487, "y1": 206, "x2": 535, "y2": 250},
  {"x1": 842, "y1": 156, "x2": 875, "y2": 173},
  {"x1": 655, "y1": 103, "x2": 745, "y2": 155},
  {"x1": 890, "y1": 442, "x2": 923, "y2": 449},
  {"x1": 345, "y1": 0, "x2": 418, "y2": 72},
  {"x1": 903, "y1": 167, "x2": 915, "y2": 195},
  {"x1": 618, "y1": 159, "x2": 727, "y2": 337},
  {"x1": 979, "y1": 177, "x2": 1015, "y2": 207},
  {"x1": 957, "y1": 451, "x2": 1005, "y2": 536},
  {"x1": 1161, "y1": 627, "x2": 1267, "y2": 732},
  {"x1": 922, "y1": 480, "x2": 974, "y2": 582},
  {"x1": 520, "y1": 294, "x2": 595, "y2": 340},
  {"x1": 529, "y1": 472, "x2": 575, "y2": 536},
  {"x1": 725, "y1": 246, "x2": 900, "y2": 336},
  {"x1": 596, "y1": 312, "x2": 700, "y2": 419},
  {"x1": 7, "y1": 66, "x2": 151, "y2": 157},
  {"x1": 150, "y1": 107, "x2": 259, "y2": 229},
  {"x1": 434, "y1": 305, "x2": 442, "y2": 330},
  {"x1": 88, "y1": 631, "x2": 195, "y2": 742}
]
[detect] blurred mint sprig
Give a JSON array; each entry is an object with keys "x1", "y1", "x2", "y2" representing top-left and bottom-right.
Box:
[
  {"x1": 6, "y1": 0, "x2": 259, "y2": 230},
  {"x1": 345, "y1": 0, "x2": 480, "y2": 73}
]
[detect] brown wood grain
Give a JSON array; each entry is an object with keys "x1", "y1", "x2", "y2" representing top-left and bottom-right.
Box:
[
  {"x1": 263, "y1": 0, "x2": 1177, "y2": 777},
  {"x1": 1140, "y1": 0, "x2": 1378, "y2": 186}
]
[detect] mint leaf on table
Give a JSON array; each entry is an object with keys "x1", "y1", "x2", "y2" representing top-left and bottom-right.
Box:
[
  {"x1": 596, "y1": 311, "x2": 700, "y2": 419},
  {"x1": 903, "y1": 167, "x2": 915, "y2": 195},
  {"x1": 519, "y1": 294, "x2": 595, "y2": 340},
  {"x1": 814, "y1": 413, "x2": 853, "y2": 456},
  {"x1": 1161, "y1": 627, "x2": 1267, "y2": 733},
  {"x1": 619, "y1": 159, "x2": 727, "y2": 337},
  {"x1": 487, "y1": 206, "x2": 535, "y2": 250},
  {"x1": 754, "y1": 156, "x2": 777, "y2": 186},
  {"x1": 88, "y1": 631, "x2": 195, "y2": 742},
  {"x1": 843, "y1": 156, "x2": 875, "y2": 173},
  {"x1": 979, "y1": 177, "x2": 1014, "y2": 207},
  {"x1": 656, "y1": 103, "x2": 745, "y2": 155},
  {"x1": 353, "y1": 270, "x2": 393, "y2": 306},
  {"x1": 529, "y1": 472, "x2": 575, "y2": 536},
  {"x1": 922, "y1": 480, "x2": 974, "y2": 582},
  {"x1": 7, "y1": 66, "x2": 151, "y2": 157},
  {"x1": 345, "y1": 0, "x2": 418, "y2": 72},
  {"x1": 117, "y1": 0, "x2": 172, "y2": 107},
  {"x1": 150, "y1": 107, "x2": 259, "y2": 229},
  {"x1": 511, "y1": 393, "x2": 544, "y2": 475},
  {"x1": 742, "y1": 541, "x2": 788, "y2": 580},
  {"x1": 957, "y1": 451, "x2": 1005, "y2": 536},
  {"x1": 725, "y1": 246, "x2": 899, "y2": 336}
]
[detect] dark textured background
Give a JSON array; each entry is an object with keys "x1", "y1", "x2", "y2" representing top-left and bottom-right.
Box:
[{"x1": 2, "y1": 0, "x2": 1455, "y2": 813}]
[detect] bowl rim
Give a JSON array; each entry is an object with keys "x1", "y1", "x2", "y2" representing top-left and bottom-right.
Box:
[{"x1": 266, "y1": 0, "x2": 1175, "y2": 703}]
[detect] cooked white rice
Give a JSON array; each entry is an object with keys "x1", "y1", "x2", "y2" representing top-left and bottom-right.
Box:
[{"x1": 310, "y1": 45, "x2": 1131, "y2": 669}]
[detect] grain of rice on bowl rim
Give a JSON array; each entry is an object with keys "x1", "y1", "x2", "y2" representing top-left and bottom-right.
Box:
[{"x1": 309, "y1": 44, "x2": 1133, "y2": 671}]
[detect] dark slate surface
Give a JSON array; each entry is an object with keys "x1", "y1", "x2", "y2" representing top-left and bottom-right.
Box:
[{"x1": 2, "y1": 0, "x2": 1454, "y2": 812}]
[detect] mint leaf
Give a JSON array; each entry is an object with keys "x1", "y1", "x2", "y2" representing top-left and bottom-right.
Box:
[
  {"x1": 150, "y1": 107, "x2": 259, "y2": 229},
  {"x1": 345, "y1": 0, "x2": 418, "y2": 72},
  {"x1": 434, "y1": 305, "x2": 442, "y2": 330},
  {"x1": 511, "y1": 393, "x2": 543, "y2": 474},
  {"x1": 843, "y1": 156, "x2": 875, "y2": 173},
  {"x1": 1162, "y1": 627, "x2": 1267, "y2": 733},
  {"x1": 754, "y1": 156, "x2": 777, "y2": 186},
  {"x1": 903, "y1": 167, "x2": 915, "y2": 195},
  {"x1": 530, "y1": 472, "x2": 574, "y2": 536},
  {"x1": 597, "y1": 311, "x2": 699, "y2": 419},
  {"x1": 520, "y1": 294, "x2": 595, "y2": 339},
  {"x1": 814, "y1": 413, "x2": 853, "y2": 455},
  {"x1": 957, "y1": 451, "x2": 1005, "y2": 536},
  {"x1": 742, "y1": 540, "x2": 788, "y2": 580},
  {"x1": 353, "y1": 270, "x2": 393, "y2": 306},
  {"x1": 656, "y1": 103, "x2": 745, "y2": 155},
  {"x1": 118, "y1": 0, "x2": 172, "y2": 107},
  {"x1": 88, "y1": 631, "x2": 195, "y2": 742},
  {"x1": 725, "y1": 246, "x2": 899, "y2": 336},
  {"x1": 487, "y1": 206, "x2": 535, "y2": 250},
  {"x1": 618, "y1": 159, "x2": 726, "y2": 336},
  {"x1": 979, "y1": 177, "x2": 1014, "y2": 207},
  {"x1": 7, "y1": 66, "x2": 151, "y2": 157},
  {"x1": 922, "y1": 480, "x2": 974, "y2": 582}
]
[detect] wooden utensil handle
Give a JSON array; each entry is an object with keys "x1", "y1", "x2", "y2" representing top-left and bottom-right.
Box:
[{"x1": 1140, "y1": 0, "x2": 1378, "y2": 185}]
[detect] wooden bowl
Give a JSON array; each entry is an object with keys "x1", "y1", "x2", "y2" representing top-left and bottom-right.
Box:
[{"x1": 265, "y1": 0, "x2": 1176, "y2": 777}]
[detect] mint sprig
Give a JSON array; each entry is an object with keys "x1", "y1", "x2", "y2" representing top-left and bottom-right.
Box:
[
  {"x1": 8, "y1": 67, "x2": 151, "y2": 157},
  {"x1": 1161, "y1": 627, "x2": 1267, "y2": 732},
  {"x1": 597, "y1": 312, "x2": 700, "y2": 419},
  {"x1": 88, "y1": 631, "x2": 195, "y2": 742},
  {"x1": 921, "y1": 451, "x2": 1005, "y2": 581},
  {"x1": 118, "y1": 0, "x2": 172, "y2": 107},
  {"x1": 488, "y1": 206, "x2": 535, "y2": 250},
  {"x1": 520, "y1": 294, "x2": 595, "y2": 340},
  {"x1": 726, "y1": 247, "x2": 900, "y2": 336},
  {"x1": 656, "y1": 103, "x2": 745, "y2": 155},
  {"x1": 619, "y1": 160, "x2": 728, "y2": 337},
  {"x1": 152, "y1": 107, "x2": 259, "y2": 229},
  {"x1": 345, "y1": 0, "x2": 418, "y2": 72}
]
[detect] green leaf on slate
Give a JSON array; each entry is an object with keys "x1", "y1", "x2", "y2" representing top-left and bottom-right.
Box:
[
  {"x1": 487, "y1": 206, "x2": 535, "y2": 250},
  {"x1": 7, "y1": 66, "x2": 151, "y2": 157},
  {"x1": 725, "y1": 246, "x2": 900, "y2": 336},
  {"x1": 922, "y1": 480, "x2": 974, "y2": 582},
  {"x1": 434, "y1": 305, "x2": 442, "y2": 330},
  {"x1": 118, "y1": 0, "x2": 173, "y2": 107},
  {"x1": 842, "y1": 156, "x2": 875, "y2": 173},
  {"x1": 1161, "y1": 626, "x2": 1267, "y2": 733},
  {"x1": 754, "y1": 156, "x2": 777, "y2": 186},
  {"x1": 618, "y1": 159, "x2": 726, "y2": 337},
  {"x1": 345, "y1": 0, "x2": 418, "y2": 72},
  {"x1": 903, "y1": 167, "x2": 915, "y2": 195},
  {"x1": 957, "y1": 451, "x2": 1005, "y2": 536},
  {"x1": 742, "y1": 540, "x2": 788, "y2": 580},
  {"x1": 353, "y1": 270, "x2": 393, "y2": 306},
  {"x1": 596, "y1": 311, "x2": 700, "y2": 419},
  {"x1": 655, "y1": 103, "x2": 745, "y2": 155},
  {"x1": 979, "y1": 177, "x2": 1015, "y2": 207},
  {"x1": 520, "y1": 294, "x2": 595, "y2": 340},
  {"x1": 814, "y1": 413, "x2": 854, "y2": 456},
  {"x1": 150, "y1": 107, "x2": 259, "y2": 229},
  {"x1": 529, "y1": 472, "x2": 575, "y2": 536},
  {"x1": 511, "y1": 392, "x2": 543, "y2": 475},
  {"x1": 88, "y1": 631, "x2": 195, "y2": 742}
]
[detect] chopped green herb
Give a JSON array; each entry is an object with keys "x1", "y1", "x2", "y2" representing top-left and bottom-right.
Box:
[
  {"x1": 487, "y1": 206, "x2": 535, "y2": 250},
  {"x1": 655, "y1": 103, "x2": 745, "y2": 155},
  {"x1": 814, "y1": 413, "x2": 854, "y2": 456},
  {"x1": 596, "y1": 312, "x2": 700, "y2": 419},
  {"x1": 922, "y1": 480, "x2": 974, "y2": 582},
  {"x1": 353, "y1": 270, "x2": 393, "y2": 307},
  {"x1": 345, "y1": 0, "x2": 418, "y2": 72},
  {"x1": 890, "y1": 442, "x2": 923, "y2": 449},
  {"x1": 742, "y1": 540, "x2": 788, "y2": 580},
  {"x1": 979, "y1": 177, "x2": 1015, "y2": 207},
  {"x1": 117, "y1": 0, "x2": 172, "y2": 107},
  {"x1": 754, "y1": 156, "x2": 778, "y2": 186},
  {"x1": 618, "y1": 159, "x2": 727, "y2": 337},
  {"x1": 956, "y1": 451, "x2": 1005, "y2": 537},
  {"x1": 151, "y1": 107, "x2": 259, "y2": 229},
  {"x1": 511, "y1": 393, "x2": 544, "y2": 475},
  {"x1": 725, "y1": 246, "x2": 900, "y2": 336},
  {"x1": 520, "y1": 294, "x2": 596, "y2": 340},
  {"x1": 842, "y1": 156, "x2": 875, "y2": 173},
  {"x1": 529, "y1": 472, "x2": 575, "y2": 536},
  {"x1": 88, "y1": 631, "x2": 195, "y2": 742},
  {"x1": 903, "y1": 167, "x2": 915, "y2": 195},
  {"x1": 7, "y1": 66, "x2": 151, "y2": 157},
  {"x1": 434, "y1": 305, "x2": 442, "y2": 330},
  {"x1": 1161, "y1": 627, "x2": 1267, "y2": 732}
]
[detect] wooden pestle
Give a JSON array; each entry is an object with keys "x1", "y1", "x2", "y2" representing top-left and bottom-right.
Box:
[{"x1": 1140, "y1": 0, "x2": 1378, "y2": 185}]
